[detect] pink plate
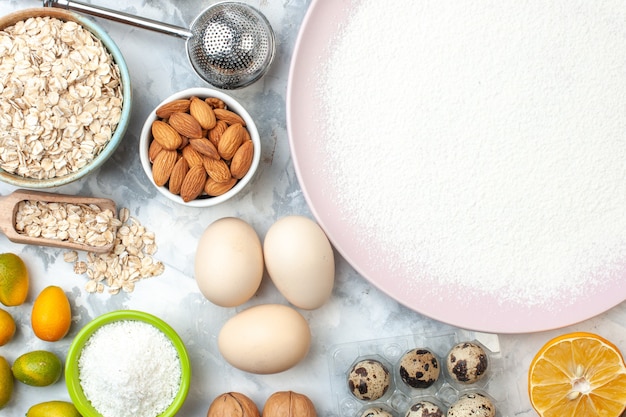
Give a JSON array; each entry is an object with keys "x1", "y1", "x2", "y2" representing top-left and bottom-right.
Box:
[{"x1": 286, "y1": 0, "x2": 626, "y2": 333}]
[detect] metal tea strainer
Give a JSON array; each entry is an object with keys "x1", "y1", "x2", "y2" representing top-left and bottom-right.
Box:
[{"x1": 44, "y1": 0, "x2": 276, "y2": 89}]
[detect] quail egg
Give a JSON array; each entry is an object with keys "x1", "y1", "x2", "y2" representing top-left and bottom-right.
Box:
[
  {"x1": 405, "y1": 400, "x2": 444, "y2": 417},
  {"x1": 399, "y1": 348, "x2": 440, "y2": 389},
  {"x1": 348, "y1": 359, "x2": 391, "y2": 401},
  {"x1": 446, "y1": 342, "x2": 488, "y2": 384},
  {"x1": 360, "y1": 406, "x2": 394, "y2": 417},
  {"x1": 447, "y1": 392, "x2": 495, "y2": 417}
]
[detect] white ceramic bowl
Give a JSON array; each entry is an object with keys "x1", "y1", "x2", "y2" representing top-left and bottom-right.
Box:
[
  {"x1": 139, "y1": 88, "x2": 260, "y2": 207},
  {"x1": 0, "y1": 8, "x2": 132, "y2": 188}
]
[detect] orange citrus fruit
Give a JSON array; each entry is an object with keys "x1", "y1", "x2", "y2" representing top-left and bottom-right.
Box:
[
  {"x1": 528, "y1": 331, "x2": 626, "y2": 417},
  {"x1": 31, "y1": 286, "x2": 71, "y2": 342},
  {"x1": 0, "y1": 253, "x2": 29, "y2": 306},
  {"x1": 0, "y1": 308, "x2": 16, "y2": 346}
]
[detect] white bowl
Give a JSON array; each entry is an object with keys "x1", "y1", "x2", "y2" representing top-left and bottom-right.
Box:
[{"x1": 139, "y1": 88, "x2": 260, "y2": 207}]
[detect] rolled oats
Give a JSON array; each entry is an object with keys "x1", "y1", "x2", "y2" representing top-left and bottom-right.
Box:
[
  {"x1": 0, "y1": 16, "x2": 123, "y2": 179},
  {"x1": 15, "y1": 200, "x2": 119, "y2": 247},
  {"x1": 63, "y1": 250, "x2": 78, "y2": 263},
  {"x1": 65, "y1": 208, "x2": 165, "y2": 294},
  {"x1": 73, "y1": 260, "x2": 88, "y2": 275}
]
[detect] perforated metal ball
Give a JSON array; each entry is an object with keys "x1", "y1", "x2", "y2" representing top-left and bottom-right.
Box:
[{"x1": 187, "y1": 2, "x2": 275, "y2": 89}]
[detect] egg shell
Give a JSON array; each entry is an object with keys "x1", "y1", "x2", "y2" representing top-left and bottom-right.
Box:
[
  {"x1": 217, "y1": 304, "x2": 311, "y2": 374},
  {"x1": 263, "y1": 215, "x2": 335, "y2": 310},
  {"x1": 194, "y1": 217, "x2": 263, "y2": 307}
]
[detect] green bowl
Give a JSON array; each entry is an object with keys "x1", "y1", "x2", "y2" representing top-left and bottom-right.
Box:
[
  {"x1": 65, "y1": 310, "x2": 191, "y2": 417},
  {"x1": 0, "y1": 7, "x2": 132, "y2": 188}
]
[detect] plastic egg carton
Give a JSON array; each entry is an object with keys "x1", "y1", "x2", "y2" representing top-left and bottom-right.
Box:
[{"x1": 328, "y1": 330, "x2": 511, "y2": 417}]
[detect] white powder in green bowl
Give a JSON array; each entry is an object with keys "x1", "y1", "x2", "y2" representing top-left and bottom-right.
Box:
[{"x1": 78, "y1": 320, "x2": 182, "y2": 417}]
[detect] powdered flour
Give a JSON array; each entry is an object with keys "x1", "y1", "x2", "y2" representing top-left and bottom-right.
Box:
[{"x1": 317, "y1": 0, "x2": 626, "y2": 307}]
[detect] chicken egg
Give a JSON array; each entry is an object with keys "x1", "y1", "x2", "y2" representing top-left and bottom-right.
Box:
[
  {"x1": 218, "y1": 303, "x2": 311, "y2": 374},
  {"x1": 194, "y1": 217, "x2": 263, "y2": 307},
  {"x1": 263, "y1": 215, "x2": 335, "y2": 310}
]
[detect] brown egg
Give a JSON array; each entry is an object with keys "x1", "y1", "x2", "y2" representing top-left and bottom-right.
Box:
[
  {"x1": 263, "y1": 216, "x2": 335, "y2": 310},
  {"x1": 218, "y1": 304, "x2": 311, "y2": 374},
  {"x1": 194, "y1": 217, "x2": 263, "y2": 307}
]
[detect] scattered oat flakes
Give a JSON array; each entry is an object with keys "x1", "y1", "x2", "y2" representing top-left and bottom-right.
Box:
[
  {"x1": 66, "y1": 208, "x2": 164, "y2": 294},
  {"x1": 63, "y1": 250, "x2": 78, "y2": 263},
  {"x1": 73, "y1": 260, "x2": 87, "y2": 275},
  {"x1": 118, "y1": 207, "x2": 129, "y2": 223}
]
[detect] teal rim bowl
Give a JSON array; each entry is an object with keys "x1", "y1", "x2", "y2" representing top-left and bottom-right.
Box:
[
  {"x1": 0, "y1": 8, "x2": 132, "y2": 188},
  {"x1": 65, "y1": 310, "x2": 191, "y2": 417}
]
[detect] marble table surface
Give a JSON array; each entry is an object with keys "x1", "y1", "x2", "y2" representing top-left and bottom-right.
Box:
[{"x1": 1, "y1": 1, "x2": 626, "y2": 416}]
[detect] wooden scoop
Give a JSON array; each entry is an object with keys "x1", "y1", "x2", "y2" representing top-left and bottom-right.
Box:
[{"x1": 0, "y1": 189, "x2": 117, "y2": 253}]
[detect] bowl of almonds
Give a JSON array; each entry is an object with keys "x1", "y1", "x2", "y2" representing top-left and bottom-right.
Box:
[
  {"x1": 139, "y1": 87, "x2": 260, "y2": 207},
  {"x1": 0, "y1": 8, "x2": 131, "y2": 188}
]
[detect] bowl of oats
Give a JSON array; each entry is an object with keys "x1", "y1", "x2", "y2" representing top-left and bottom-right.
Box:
[
  {"x1": 0, "y1": 8, "x2": 131, "y2": 188},
  {"x1": 139, "y1": 87, "x2": 260, "y2": 207}
]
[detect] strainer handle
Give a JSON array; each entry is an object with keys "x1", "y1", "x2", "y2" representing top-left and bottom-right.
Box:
[{"x1": 44, "y1": 0, "x2": 193, "y2": 39}]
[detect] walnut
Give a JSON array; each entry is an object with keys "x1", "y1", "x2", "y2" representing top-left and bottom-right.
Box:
[
  {"x1": 262, "y1": 391, "x2": 317, "y2": 417},
  {"x1": 207, "y1": 392, "x2": 260, "y2": 417}
]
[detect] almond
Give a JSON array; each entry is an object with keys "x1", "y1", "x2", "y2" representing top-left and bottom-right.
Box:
[
  {"x1": 151, "y1": 120, "x2": 183, "y2": 150},
  {"x1": 151, "y1": 149, "x2": 178, "y2": 187},
  {"x1": 205, "y1": 97, "x2": 226, "y2": 109},
  {"x1": 230, "y1": 140, "x2": 254, "y2": 179},
  {"x1": 148, "y1": 139, "x2": 163, "y2": 162},
  {"x1": 218, "y1": 123, "x2": 246, "y2": 160},
  {"x1": 208, "y1": 120, "x2": 228, "y2": 147},
  {"x1": 155, "y1": 99, "x2": 190, "y2": 118},
  {"x1": 168, "y1": 157, "x2": 189, "y2": 195},
  {"x1": 189, "y1": 138, "x2": 220, "y2": 160},
  {"x1": 203, "y1": 156, "x2": 232, "y2": 183},
  {"x1": 180, "y1": 164, "x2": 207, "y2": 202},
  {"x1": 204, "y1": 177, "x2": 237, "y2": 196},
  {"x1": 214, "y1": 108, "x2": 246, "y2": 126},
  {"x1": 179, "y1": 135, "x2": 189, "y2": 150},
  {"x1": 181, "y1": 145, "x2": 204, "y2": 167},
  {"x1": 190, "y1": 97, "x2": 217, "y2": 130},
  {"x1": 169, "y1": 112, "x2": 203, "y2": 139}
]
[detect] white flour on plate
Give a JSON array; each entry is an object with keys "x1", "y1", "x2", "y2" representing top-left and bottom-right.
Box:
[{"x1": 316, "y1": 0, "x2": 626, "y2": 307}]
